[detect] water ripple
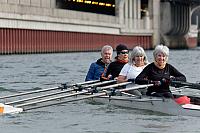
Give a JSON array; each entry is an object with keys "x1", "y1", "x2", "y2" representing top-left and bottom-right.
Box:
[{"x1": 0, "y1": 51, "x2": 199, "y2": 133}]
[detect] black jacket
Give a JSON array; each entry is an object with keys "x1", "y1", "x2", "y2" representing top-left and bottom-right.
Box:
[{"x1": 135, "y1": 63, "x2": 186, "y2": 95}]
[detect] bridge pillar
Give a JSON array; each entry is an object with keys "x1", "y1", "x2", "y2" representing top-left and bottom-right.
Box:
[
  {"x1": 152, "y1": 0, "x2": 160, "y2": 48},
  {"x1": 50, "y1": 0, "x2": 56, "y2": 8},
  {"x1": 160, "y1": 1, "x2": 198, "y2": 48}
]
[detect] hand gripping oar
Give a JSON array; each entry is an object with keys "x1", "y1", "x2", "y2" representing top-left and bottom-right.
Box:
[
  {"x1": 14, "y1": 81, "x2": 132, "y2": 108},
  {"x1": 171, "y1": 81, "x2": 200, "y2": 90},
  {"x1": 23, "y1": 83, "x2": 153, "y2": 111},
  {"x1": 0, "y1": 80, "x2": 100, "y2": 100}
]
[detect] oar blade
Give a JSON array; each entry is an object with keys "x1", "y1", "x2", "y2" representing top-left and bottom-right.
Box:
[
  {"x1": 0, "y1": 103, "x2": 23, "y2": 114},
  {"x1": 171, "y1": 81, "x2": 200, "y2": 90}
]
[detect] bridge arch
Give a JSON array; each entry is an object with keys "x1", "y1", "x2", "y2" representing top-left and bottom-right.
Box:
[
  {"x1": 191, "y1": 5, "x2": 200, "y2": 45},
  {"x1": 191, "y1": 5, "x2": 200, "y2": 27},
  {"x1": 191, "y1": 5, "x2": 200, "y2": 14}
]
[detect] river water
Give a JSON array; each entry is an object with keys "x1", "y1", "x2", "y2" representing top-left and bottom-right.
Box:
[{"x1": 0, "y1": 48, "x2": 200, "y2": 133}]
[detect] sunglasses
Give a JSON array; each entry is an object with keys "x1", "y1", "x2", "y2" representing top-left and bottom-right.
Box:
[{"x1": 120, "y1": 51, "x2": 129, "y2": 54}]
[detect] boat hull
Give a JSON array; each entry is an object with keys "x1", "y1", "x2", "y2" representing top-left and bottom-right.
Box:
[{"x1": 89, "y1": 96, "x2": 200, "y2": 117}]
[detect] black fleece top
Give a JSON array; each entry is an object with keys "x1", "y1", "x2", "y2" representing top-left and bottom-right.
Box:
[
  {"x1": 135, "y1": 62, "x2": 186, "y2": 95},
  {"x1": 105, "y1": 60, "x2": 126, "y2": 80}
]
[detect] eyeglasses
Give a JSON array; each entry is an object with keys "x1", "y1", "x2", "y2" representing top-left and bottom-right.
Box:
[{"x1": 120, "y1": 51, "x2": 129, "y2": 54}]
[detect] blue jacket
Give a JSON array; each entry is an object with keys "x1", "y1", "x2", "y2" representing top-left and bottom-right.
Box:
[{"x1": 85, "y1": 58, "x2": 106, "y2": 81}]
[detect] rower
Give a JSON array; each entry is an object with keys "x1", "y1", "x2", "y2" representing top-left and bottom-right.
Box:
[
  {"x1": 117, "y1": 46, "x2": 149, "y2": 96},
  {"x1": 135, "y1": 44, "x2": 186, "y2": 98},
  {"x1": 101, "y1": 44, "x2": 129, "y2": 81},
  {"x1": 85, "y1": 45, "x2": 113, "y2": 81}
]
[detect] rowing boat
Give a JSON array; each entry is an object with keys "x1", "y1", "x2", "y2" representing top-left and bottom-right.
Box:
[
  {"x1": 87, "y1": 83, "x2": 200, "y2": 117},
  {"x1": 0, "y1": 80, "x2": 200, "y2": 117},
  {"x1": 89, "y1": 94, "x2": 200, "y2": 117}
]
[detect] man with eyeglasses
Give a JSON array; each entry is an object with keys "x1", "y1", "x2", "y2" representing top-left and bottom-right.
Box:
[{"x1": 101, "y1": 44, "x2": 129, "y2": 81}]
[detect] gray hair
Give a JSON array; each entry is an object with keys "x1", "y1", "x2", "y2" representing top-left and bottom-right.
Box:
[
  {"x1": 101, "y1": 45, "x2": 113, "y2": 55},
  {"x1": 153, "y1": 44, "x2": 169, "y2": 61},
  {"x1": 129, "y1": 46, "x2": 148, "y2": 65}
]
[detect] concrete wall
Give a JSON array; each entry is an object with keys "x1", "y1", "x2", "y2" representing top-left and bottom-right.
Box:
[
  {"x1": 0, "y1": 0, "x2": 153, "y2": 36},
  {"x1": 0, "y1": 0, "x2": 155, "y2": 54},
  {"x1": 1, "y1": 0, "x2": 54, "y2": 8},
  {"x1": 0, "y1": 0, "x2": 121, "y2": 35}
]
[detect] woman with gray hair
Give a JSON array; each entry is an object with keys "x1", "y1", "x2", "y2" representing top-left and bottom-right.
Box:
[
  {"x1": 135, "y1": 44, "x2": 186, "y2": 98},
  {"x1": 117, "y1": 46, "x2": 148, "y2": 83}
]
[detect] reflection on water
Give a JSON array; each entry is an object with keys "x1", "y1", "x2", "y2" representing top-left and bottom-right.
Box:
[{"x1": 0, "y1": 49, "x2": 200, "y2": 133}]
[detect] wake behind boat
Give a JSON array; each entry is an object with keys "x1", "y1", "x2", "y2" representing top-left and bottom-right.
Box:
[{"x1": 0, "y1": 80, "x2": 200, "y2": 117}]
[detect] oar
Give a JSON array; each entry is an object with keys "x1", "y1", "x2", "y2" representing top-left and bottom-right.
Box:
[
  {"x1": 171, "y1": 81, "x2": 200, "y2": 90},
  {"x1": 0, "y1": 80, "x2": 100, "y2": 100},
  {"x1": 74, "y1": 80, "x2": 99, "y2": 86},
  {"x1": 14, "y1": 90, "x2": 90, "y2": 108},
  {"x1": 4, "y1": 80, "x2": 116, "y2": 105},
  {"x1": 66, "y1": 79, "x2": 100, "y2": 88},
  {"x1": 79, "y1": 80, "x2": 117, "y2": 89},
  {"x1": 14, "y1": 81, "x2": 132, "y2": 108},
  {"x1": 97, "y1": 81, "x2": 131, "y2": 90},
  {"x1": 5, "y1": 88, "x2": 74, "y2": 105},
  {"x1": 0, "y1": 86, "x2": 61, "y2": 100},
  {"x1": 23, "y1": 84, "x2": 153, "y2": 111}
]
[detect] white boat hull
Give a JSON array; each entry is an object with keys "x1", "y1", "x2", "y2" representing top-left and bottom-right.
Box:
[{"x1": 89, "y1": 95, "x2": 200, "y2": 117}]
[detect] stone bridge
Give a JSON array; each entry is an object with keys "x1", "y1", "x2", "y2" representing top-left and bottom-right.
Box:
[
  {"x1": 0, "y1": 0, "x2": 200, "y2": 54},
  {"x1": 160, "y1": 0, "x2": 200, "y2": 48}
]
